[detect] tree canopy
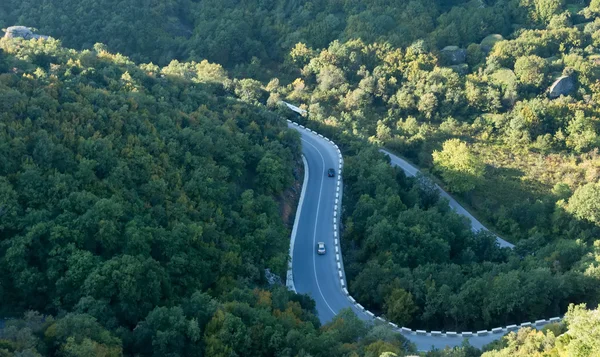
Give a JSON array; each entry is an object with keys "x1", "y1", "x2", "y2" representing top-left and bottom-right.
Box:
[
  {"x1": 432, "y1": 139, "x2": 485, "y2": 193},
  {"x1": 2, "y1": 0, "x2": 600, "y2": 354},
  {"x1": 0, "y1": 38, "x2": 422, "y2": 357},
  {"x1": 481, "y1": 304, "x2": 600, "y2": 357}
]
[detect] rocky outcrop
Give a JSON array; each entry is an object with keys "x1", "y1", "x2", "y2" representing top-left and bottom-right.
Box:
[
  {"x1": 3, "y1": 26, "x2": 48, "y2": 40},
  {"x1": 548, "y1": 76, "x2": 575, "y2": 98},
  {"x1": 441, "y1": 45, "x2": 466, "y2": 64}
]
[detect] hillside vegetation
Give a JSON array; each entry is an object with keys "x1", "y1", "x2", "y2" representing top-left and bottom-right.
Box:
[
  {"x1": 0, "y1": 38, "x2": 424, "y2": 357},
  {"x1": 1, "y1": 0, "x2": 600, "y2": 355},
  {"x1": 481, "y1": 304, "x2": 600, "y2": 357},
  {"x1": 0, "y1": 0, "x2": 575, "y2": 72},
  {"x1": 258, "y1": 0, "x2": 600, "y2": 334}
]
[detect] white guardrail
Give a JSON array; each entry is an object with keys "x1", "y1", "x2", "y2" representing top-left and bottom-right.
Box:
[{"x1": 285, "y1": 119, "x2": 562, "y2": 339}]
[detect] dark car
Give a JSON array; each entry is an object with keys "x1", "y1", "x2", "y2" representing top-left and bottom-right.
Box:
[{"x1": 327, "y1": 168, "x2": 335, "y2": 177}]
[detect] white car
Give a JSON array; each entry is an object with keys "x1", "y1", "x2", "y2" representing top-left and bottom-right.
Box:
[{"x1": 317, "y1": 242, "x2": 326, "y2": 255}]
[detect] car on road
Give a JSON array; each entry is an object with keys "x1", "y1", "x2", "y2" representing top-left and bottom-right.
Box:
[
  {"x1": 327, "y1": 168, "x2": 335, "y2": 177},
  {"x1": 317, "y1": 242, "x2": 326, "y2": 255}
]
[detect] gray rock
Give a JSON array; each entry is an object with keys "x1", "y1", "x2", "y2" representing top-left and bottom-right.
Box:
[
  {"x1": 265, "y1": 268, "x2": 282, "y2": 286},
  {"x1": 548, "y1": 76, "x2": 575, "y2": 98},
  {"x1": 441, "y1": 46, "x2": 467, "y2": 64},
  {"x1": 3, "y1": 26, "x2": 48, "y2": 40},
  {"x1": 480, "y1": 34, "x2": 504, "y2": 53}
]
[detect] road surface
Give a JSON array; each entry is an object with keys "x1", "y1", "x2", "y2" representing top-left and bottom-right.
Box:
[
  {"x1": 289, "y1": 125, "x2": 366, "y2": 322},
  {"x1": 288, "y1": 123, "x2": 521, "y2": 350}
]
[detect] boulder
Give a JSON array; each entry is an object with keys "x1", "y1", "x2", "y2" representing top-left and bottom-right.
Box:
[
  {"x1": 265, "y1": 268, "x2": 282, "y2": 286},
  {"x1": 548, "y1": 76, "x2": 575, "y2": 98},
  {"x1": 480, "y1": 34, "x2": 504, "y2": 52},
  {"x1": 3, "y1": 26, "x2": 48, "y2": 40},
  {"x1": 441, "y1": 45, "x2": 467, "y2": 64}
]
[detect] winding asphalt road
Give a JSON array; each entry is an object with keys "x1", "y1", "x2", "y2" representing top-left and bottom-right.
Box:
[
  {"x1": 289, "y1": 125, "x2": 366, "y2": 321},
  {"x1": 288, "y1": 123, "x2": 522, "y2": 351}
]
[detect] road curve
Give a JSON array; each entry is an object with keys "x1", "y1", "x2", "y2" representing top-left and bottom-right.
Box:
[
  {"x1": 379, "y1": 149, "x2": 514, "y2": 249},
  {"x1": 287, "y1": 123, "x2": 368, "y2": 322},
  {"x1": 287, "y1": 122, "x2": 537, "y2": 351}
]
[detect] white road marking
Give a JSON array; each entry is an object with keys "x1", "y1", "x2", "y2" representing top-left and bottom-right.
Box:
[{"x1": 286, "y1": 155, "x2": 310, "y2": 292}]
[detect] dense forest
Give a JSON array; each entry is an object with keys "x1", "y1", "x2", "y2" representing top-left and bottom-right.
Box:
[
  {"x1": 1, "y1": 0, "x2": 600, "y2": 355},
  {"x1": 0, "y1": 38, "x2": 425, "y2": 356},
  {"x1": 0, "y1": 0, "x2": 579, "y2": 73}
]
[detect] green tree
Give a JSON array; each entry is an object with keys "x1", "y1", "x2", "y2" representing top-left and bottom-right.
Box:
[
  {"x1": 44, "y1": 314, "x2": 122, "y2": 357},
  {"x1": 203, "y1": 310, "x2": 251, "y2": 357},
  {"x1": 483, "y1": 304, "x2": 600, "y2": 357},
  {"x1": 83, "y1": 255, "x2": 169, "y2": 326},
  {"x1": 481, "y1": 327, "x2": 556, "y2": 356},
  {"x1": 233, "y1": 78, "x2": 265, "y2": 104},
  {"x1": 565, "y1": 111, "x2": 599, "y2": 153},
  {"x1": 0, "y1": 48, "x2": 7, "y2": 73},
  {"x1": 466, "y1": 44, "x2": 485, "y2": 68},
  {"x1": 133, "y1": 306, "x2": 202, "y2": 357},
  {"x1": 322, "y1": 308, "x2": 369, "y2": 344},
  {"x1": 432, "y1": 139, "x2": 485, "y2": 193},
  {"x1": 384, "y1": 288, "x2": 418, "y2": 326},
  {"x1": 556, "y1": 304, "x2": 600, "y2": 356},
  {"x1": 567, "y1": 183, "x2": 600, "y2": 225},
  {"x1": 533, "y1": 0, "x2": 565, "y2": 24},
  {"x1": 317, "y1": 65, "x2": 347, "y2": 92},
  {"x1": 289, "y1": 43, "x2": 314, "y2": 67},
  {"x1": 418, "y1": 93, "x2": 438, "y2": 120},
  {"x1": 514, "y1": 55, "x2": 548, "y2": 88},
  {"x1": 256, "y1": 153, "x2": 288, "y2": 195}
]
